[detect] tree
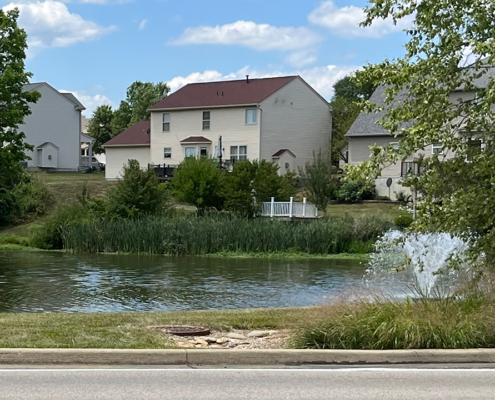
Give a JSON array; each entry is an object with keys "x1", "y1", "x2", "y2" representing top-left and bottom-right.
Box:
[
  {"x1": 223, "y1": 160, "x2": 297, "y2": 217},
  {"x1": 330, "y1": 74, "x2": 377, "y2": 164},
  {"x1": 87, "y1": 105, "x2": 113, "y2": 154},
  {"x1": 172, "y1": 157, "x2": 225, "y2": 214},
  {"x1": 110, "y1": 100, "x2": 132, "y2": 136},
  {"x1": 0, "y1": 8, "x2": 41, "y2": 225},
  {"x1": 298, "y1": 151, "x2": 336, "y2": 216},
  {"x1": 349, "y1": 0, "x2": 495, "y2": 265}
]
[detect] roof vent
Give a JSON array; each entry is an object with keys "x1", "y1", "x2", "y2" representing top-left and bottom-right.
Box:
[{"x1": 246, "y1": 75, "x2": 250, "y2": 84}]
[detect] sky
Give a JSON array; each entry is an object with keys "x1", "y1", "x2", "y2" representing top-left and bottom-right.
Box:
[{"x1": 1, "y1": 0, "x2": 411, "y2": 116}]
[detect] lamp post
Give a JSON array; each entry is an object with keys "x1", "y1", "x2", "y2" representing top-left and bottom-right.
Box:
[{"x1": 218, "y1": 135, "x2": 223, "y2": 168}]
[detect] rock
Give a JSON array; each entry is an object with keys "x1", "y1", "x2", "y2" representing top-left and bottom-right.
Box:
[
  {"x1": 216, "y1": 337, "x2": 230, "y2": 344},
  {"x1": 209, "y1": 345, "x2": 224, "y2": 349},
  {"x1": 199, "y1": 336, "x2": 218, "y2": 343},
  {"x1": 247, "y1": 330, "x2": 272, "y2": 338},
  {"x1": 195, "y1": 344, "x2": 203, "y2": 348},
  {"x1": 227, "y1": 341, "x2": 237, "y2": 348},
  {"x1": 177, "y1": 342, "x2": 194, "y2": 348},
  {"x1": 191, "y1": 339, "x2": 209, "y2": 346},
  {"x1": 227, "y1": 333, "x2": 247, "y2": 340}
]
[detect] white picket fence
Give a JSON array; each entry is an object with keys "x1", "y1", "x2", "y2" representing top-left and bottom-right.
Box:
[{"x1": 261, "y1": 197, "x2": 318, "y2": 218}]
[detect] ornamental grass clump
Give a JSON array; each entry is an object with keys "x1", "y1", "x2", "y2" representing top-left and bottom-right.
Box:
[{"x1": 291, "y1": 292, "x2": 495, "y2": 349}]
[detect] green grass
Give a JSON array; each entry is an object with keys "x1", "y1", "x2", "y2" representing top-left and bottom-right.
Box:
[
  {"x1": 0, "y1": 307, "x2": 332, "y2": 349},
  {"x1": 326, "y1": 202, "x2": 403, "y2": 219},
  {"x1": 292, "y1": 293, "x2": 495, "y2": 349},
  {"x1": 206, "y1": 251, "x2": 370, "y2": 260}
]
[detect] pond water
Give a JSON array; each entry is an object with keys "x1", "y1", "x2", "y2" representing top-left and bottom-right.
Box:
[{"x1": 0, "y1": 252, "x2": 367, "y2": 313}]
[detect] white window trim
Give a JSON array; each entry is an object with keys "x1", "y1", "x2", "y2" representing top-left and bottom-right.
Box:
[
  {"x1": 163, "y1": 113, "x2": 171, "y2": 132},
  {"x1": 230, "y1": 145, "x2": 248, "y2": 162},
  {"x1": 245, "y1": 109, "x2": 257, "y2": 125},
  {"x1": 202, "y1": 111, "x2": 210, "y2": 131},
  {"x1": 164, "y1": 147, "x2": 172, "y2": 158},
  {"x1": 432, "y1": 142, "x2": 443, "y2": 155},
  {"x1": 390, "y1": 142, "x2": 399, "y2": 151}
]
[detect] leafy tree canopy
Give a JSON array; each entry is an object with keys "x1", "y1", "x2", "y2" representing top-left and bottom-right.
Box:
[
  {"x1": 348, "y1": 0, "x2": 495, "y2": 265},
  {"x1": 87, "y1": 104, "x2": 113, "y2": 154},
  {"x1": 0, "y1": 8, "x2": 41, "y2": 224}
]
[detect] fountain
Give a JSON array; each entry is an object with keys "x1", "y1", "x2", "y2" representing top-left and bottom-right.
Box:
[{"x1": 364, "y1": 230, "x2": 471, "y2": 298}]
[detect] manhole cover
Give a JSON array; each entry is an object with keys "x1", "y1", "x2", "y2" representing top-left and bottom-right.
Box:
[{"x1": 153, "y1": 326, "x2": 211, "y2": 337}]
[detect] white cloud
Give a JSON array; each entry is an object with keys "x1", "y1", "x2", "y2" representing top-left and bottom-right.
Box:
[
  {"x1": 167, "y1": 64, "x2": 361, "y2": 100},
  {"x1": 308, "y1": 1, "x2": 412, "y2": 38},
  {"x1": 3, "y1": 1, "x2": 117, "y2": 53},
  {"x1": 62, "y1": 88, "x2": 115, "y2": 116},
  {"x1": 139, "y1": 18, "x2": 147, "y2": 30},
  {"x1": 170, "y1": 20, "x2": 321, "y2": 67}
]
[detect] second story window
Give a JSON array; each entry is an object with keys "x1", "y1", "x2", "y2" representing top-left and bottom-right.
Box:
[
  {"x1": 164, "y1": 148, "x2": 171, "y2": 158},
  {"x1": 246, "y1": 109, "x2": 257, "y2": 125},
  {"x1": 163, "y1": 113, "x2": 170, "y2": 132},
  {"x1": 432, "y1": 142, "x2": 443, "y2": 154},
  {"x1": 203, "y1": 111, "x2": 210, "y2": 130}
]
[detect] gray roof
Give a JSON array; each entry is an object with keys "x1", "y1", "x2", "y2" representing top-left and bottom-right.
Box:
[
  {"x1": 346, "y1": 65, "x2": 495, "y2": 138},
  {"x1": 37, "y1": 142, "x2": 59, "y2": 149},
  {"x1": 22, "y1": 82, "x2": 86, "y2": 111}
]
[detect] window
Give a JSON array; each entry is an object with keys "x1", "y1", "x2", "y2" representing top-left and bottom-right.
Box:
[
  {"x1": 162, "y1": 113, "x2": 170, "y2": 131},
  {"x1": 203, "y1": 111, "x2": 210, "y2": 130},
  {"x1": 401, "y1": 162, "x2": 422, "y2": 177},
  {"x1": 390, "y1": 142, "x2": 399, "y2": 151},
  {"x1": 213, "y1": 146, "x2": 220, "y2": 158},
  {"x1": 164, "y1": 148, "x2": 171, "y2": 158},
  {"x1": 230, "y1": 145, "x2": 247, "y2": 162},
  {"x1": 200, "y1": 147, "x2": 208, "y2": 157},
  {"x1": 432, "y1": 143, "x2": 443, "y2": 154},
  {"x1": 467, "y1": 140, "x2": 482, "y2": 161},
  {"x1": 246, "y1": 109, "x2": 257, "y2": 125},
  {"x1": 185, "y1": 147, "x2": 196, "y2": 157}
]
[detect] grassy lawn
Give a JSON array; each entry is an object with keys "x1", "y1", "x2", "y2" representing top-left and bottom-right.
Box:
[
  {"x1": 0, "y1": 172, "x2": 115, "y2": 238},
  {"x1": 0, "y1": 307, "x2": 333, "y2": 349},
  {"x1": 326, "y1": 202, "x2": 404, "y2": 219}
]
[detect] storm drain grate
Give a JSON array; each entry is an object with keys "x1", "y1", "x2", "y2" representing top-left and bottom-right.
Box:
[{"x1": 152, "y1": 326, "x2": 211, "y2": 337}]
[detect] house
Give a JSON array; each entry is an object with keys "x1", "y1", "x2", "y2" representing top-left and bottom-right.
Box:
[
  {"x1": 103, "y1": 76, "x2": 332, "y2": 180},
  {"x1": 21, "y1": 83, "x2": 86, "y2": 171},
  {"x1": 345, "y1": 82, "x2": 483, "y2": 198}
]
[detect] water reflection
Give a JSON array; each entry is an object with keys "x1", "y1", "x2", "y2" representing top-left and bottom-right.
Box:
[{"x1": 0, "y1": 252, "x2": 366, "y2": 313}]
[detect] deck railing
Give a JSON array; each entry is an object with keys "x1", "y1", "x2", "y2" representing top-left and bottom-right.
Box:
[{"x1": 260, "y1": 197, "x2": 318, "y2": 218}]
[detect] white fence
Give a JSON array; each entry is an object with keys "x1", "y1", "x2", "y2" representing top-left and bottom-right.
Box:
[{"x1": 261, "y1": 197, "x2": 318, "y2": 218}]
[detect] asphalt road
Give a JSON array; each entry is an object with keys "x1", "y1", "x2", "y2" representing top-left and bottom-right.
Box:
[{"x1": 1, "y1": 367, "x2": 494, "y2": 400}]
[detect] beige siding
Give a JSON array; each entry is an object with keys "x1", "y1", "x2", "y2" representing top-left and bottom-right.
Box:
[
  {"x1": 105, "y1": 146, "x2": 150, "y2": 180},
  {"x1": 150, "y1": 107, "x2": 260, "y2": 165},
  {"x1": 22, "y1": 84, "x2": 81, "y2": 171},
  {"x1": 259, "y1": 77, "x2": 332, "y2": 171}
]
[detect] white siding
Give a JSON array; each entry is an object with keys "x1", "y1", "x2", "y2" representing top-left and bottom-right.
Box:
[
  {"x1": 150, "y1": 107, "x2": 260, "y2": 165},
  {"x1": 259, "y1": 77, "x2": 332, "y2": 171},
  {"x1": 21, "y1": 84, "x2": 81, "y2": 171},
  {"x1": 105, "y1": 146, "x2": 150, "y2": 180}
]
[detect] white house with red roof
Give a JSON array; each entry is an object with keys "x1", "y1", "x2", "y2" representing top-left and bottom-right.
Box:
[{"x1": 103, "y1": 76, "x2": 332, "y2": 180}]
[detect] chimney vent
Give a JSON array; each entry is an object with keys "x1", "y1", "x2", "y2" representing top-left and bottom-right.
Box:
[
  {"x1": 246, "y1": 75, "x2": 250, "y2": 83},
  {"x1": 222, "y1": 92, "x2": 224, "y2": 97}
]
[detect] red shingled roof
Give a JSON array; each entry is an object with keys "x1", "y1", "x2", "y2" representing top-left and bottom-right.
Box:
[
  {"x1": 180, "y1": 136, "x2": 212, "y2": 143},
  {"x1": 103, "y1": 120, "x2": 150, "y2": 147},
  {"x1": 150, "y1": 76, "x2": 298, "y2": 110}
]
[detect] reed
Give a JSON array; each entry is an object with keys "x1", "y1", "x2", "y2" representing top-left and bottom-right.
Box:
[{"x1": 62, "y1": 214, "x2": 393, "y2": 255}]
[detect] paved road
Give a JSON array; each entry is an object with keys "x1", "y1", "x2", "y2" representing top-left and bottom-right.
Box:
[{"x1": 1, "y1": 367, "x2": 494, "y2": 400}]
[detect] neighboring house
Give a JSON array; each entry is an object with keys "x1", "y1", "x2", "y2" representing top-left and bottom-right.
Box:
[
  {"x1": 21, "y1": 83, "x2": 86, "y2": 171},
  {"x1": 346, "y1": 82, "x2": 483, "y2": 198},
  {"x1": 103, "y1": 76, "x2": 332, "y2": 180}
]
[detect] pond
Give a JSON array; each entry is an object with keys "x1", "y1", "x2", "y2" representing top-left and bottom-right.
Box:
[{"x1": 0, "y1": 252, "x2": 367, "y2": 313}]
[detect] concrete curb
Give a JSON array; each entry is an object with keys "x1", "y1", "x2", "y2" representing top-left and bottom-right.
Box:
[{"x1": 1, "y1": 349, "x2": 495, "y2": 366}]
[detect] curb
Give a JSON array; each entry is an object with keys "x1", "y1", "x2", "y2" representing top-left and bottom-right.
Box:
[{"x1": 1, "y1": 349, "x2": 495, "y2": 366}]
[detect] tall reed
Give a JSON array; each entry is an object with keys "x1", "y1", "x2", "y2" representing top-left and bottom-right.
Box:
[{"x1": 62, "y1": 214, "x2": 393, "y2": 255}]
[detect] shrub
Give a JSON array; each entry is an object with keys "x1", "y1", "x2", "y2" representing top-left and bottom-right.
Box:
[
  {"x1": 173, "y1": 157, "x2": 225, "y2": 214},
  {"x1": 395, "y1": 214, "x2": 414, "y2": 229},
  {"x1": 30, "y1": 205, "x2": 88, "y2": 250},
  {"x1": 395, "y1": 190, "x2": 408, "y2": 203},
  {"x1": 223, "y1": 160, "x2": 297, "y2": 217},
  {"x1": 336, "y1": 180, "x2": 376, "y2": 203}
]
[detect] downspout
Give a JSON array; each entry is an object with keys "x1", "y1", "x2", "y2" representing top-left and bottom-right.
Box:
[
  {"x1": 78, "y1": 109, "x2": 82, "y2": 171},
  {"x1": 258, "y1": 104, "x2": 262, "y2": 161}
]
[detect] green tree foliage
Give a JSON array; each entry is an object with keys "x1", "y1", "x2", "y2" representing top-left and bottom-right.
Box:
[
  {"x1": 172, "y1": 157, "x2": 225, "y2": 214},
  {"x1": 110, "y1": 100, "x2": 132, "y2": 136},
  {"x1": 298, "y1": 151, "x2": 336, "y2": 215},
  {"x1": 331, "y1": 74, "x2": 377, "y2": 164},
  {"x1": 105, "y1": 159, "x2": 169, "y2": 218},
  {"x1": 223, "y1": 160, "x2": 297, "y2": 217},
  {"x1": 348, "y1": 0, "x2": 495, "y2": 265},
  {"x1": 87, "y1": 104, "x2": 114, "y2": 154},
  {"x1": 0, "y1": 8, "x2": 41, "y2": 225}
]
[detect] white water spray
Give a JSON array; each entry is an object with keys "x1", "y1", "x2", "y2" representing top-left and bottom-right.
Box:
[{"x1": 364, "y1": 230, "x2": 470, "y2": 298}]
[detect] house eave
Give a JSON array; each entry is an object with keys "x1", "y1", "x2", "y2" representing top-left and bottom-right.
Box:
[
  {"x1": 149, "y1": 103, "x2": 259, "y2": 112},
  {"x1": 103, "y1": 144, "x2": 150, "y2": 148}
]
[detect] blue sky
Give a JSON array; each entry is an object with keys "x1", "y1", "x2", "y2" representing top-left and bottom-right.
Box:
[{"x1": 1, "y1": 0, "x2": 411, "y2": 116}]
